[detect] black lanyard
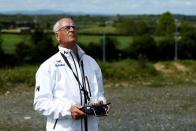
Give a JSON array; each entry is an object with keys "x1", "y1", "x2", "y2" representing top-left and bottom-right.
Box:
[
  {"x1": 61, "y1": 52, "x2": 90, "y2": 131},
  {"x1": 60, "y1": 52, "x2": 90, "y2": 102}
]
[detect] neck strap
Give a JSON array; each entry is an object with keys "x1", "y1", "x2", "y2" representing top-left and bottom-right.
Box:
[{"x1": 60, "y1": 52, "x2": 90, "y2": 101}]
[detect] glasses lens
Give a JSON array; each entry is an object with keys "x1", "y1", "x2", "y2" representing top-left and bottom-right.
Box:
[
  {"x1": 64, "y1": 26, "x2": 77, "y2": 30},
  {"x1": 57, "y1": 26, "x2": 77, "y2": 32}
]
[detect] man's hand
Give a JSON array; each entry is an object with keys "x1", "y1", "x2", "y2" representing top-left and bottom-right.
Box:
[{"x1": 70, "y1": 105, "x2": 86, "y2": 120}]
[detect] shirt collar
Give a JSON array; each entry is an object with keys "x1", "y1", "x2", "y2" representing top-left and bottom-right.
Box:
[
  {"x1": 58, "y1": 46, "x2": 71, "y2": 56},
  {"x1": 58, "y1": 45, "x2": 85, "y2": 59}
]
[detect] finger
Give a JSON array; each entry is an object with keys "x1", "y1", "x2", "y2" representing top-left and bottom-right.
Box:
[
  {"x1": 98, "y1": 100, "x2": 103, "y2": 104},
  {"x1": 71, "y1": 110, "x2": 86, "y2": 119},
  {"x1": 71, "y1": 105, "x2": 82, "y2": 113},
  {"x1": 77, "y1": 109, "x2": 87, "y2": 116},
  {"x1": 74, "y1": 105, "x2": 83, "y2": 109}
]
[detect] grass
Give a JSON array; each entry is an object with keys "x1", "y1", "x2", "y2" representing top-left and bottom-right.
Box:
[
  {"x1": 79, "y1": 25, "x2": 117, "y2": 34},
  {"x1": 1, "y1": 34, "x2": 31, "y2": 54},
  {"x1": 78, "y1": 35, "x2": 101, "y2": 45},
  {"x1": 1, "y1": 33, "x2": 133, "y2": 54},
  {"x1": 0, "y1": 65, "x2": 38, "y2": 93},
  {"x1": 100, "y1": 60, "x2": 196, "y2": 86},
  {"x1": 1, "y1": 60, "x2": 196, "y2": 93}
]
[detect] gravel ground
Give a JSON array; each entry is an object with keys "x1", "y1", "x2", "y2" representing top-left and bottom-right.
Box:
[{"x1": 0, "y1": 83, "x2": 196, "y2": 131}]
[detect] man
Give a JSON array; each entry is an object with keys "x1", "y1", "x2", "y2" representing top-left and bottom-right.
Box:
[{"x1": 33, "y1": 18, "x2": 107, "y2": 131}]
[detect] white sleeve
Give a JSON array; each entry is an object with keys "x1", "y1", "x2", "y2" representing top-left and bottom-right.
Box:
[
  {"x1": 33, "y1": 63, "x2": 74, "y2": 119},
  {"x1": 94, "y1": 62, "x2": 106, "y2": 104}
]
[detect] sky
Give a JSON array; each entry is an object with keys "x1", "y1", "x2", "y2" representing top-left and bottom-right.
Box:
[{"x1": 0, "y1": 0, "x2": 195, "y2": 15}]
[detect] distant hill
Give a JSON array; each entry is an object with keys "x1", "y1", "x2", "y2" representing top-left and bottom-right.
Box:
[{"x1": 0, "y1": 9, "x2": 84, "y2": 15}]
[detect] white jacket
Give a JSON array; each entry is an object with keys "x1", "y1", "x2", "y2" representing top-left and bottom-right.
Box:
[{"x1": 34, "y1": 45, "x2": 106, "y2": 131}]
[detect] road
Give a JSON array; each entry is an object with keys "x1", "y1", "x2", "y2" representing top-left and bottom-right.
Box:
[{"x1": 0, "y1": 83, "x2": 196, "y2": 131}]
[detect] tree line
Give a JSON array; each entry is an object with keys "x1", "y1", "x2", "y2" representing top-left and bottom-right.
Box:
[{"x1": 0, "y1": 12, "x2": 196, "y2": 66}]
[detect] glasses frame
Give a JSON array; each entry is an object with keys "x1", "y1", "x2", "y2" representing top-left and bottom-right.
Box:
[{"x1": 57, "y1": 25, "x2": 79, "y2": 32}]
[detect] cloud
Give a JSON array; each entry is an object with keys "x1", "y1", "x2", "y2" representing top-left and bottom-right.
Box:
[{"x1": 185, "y1": 1, "x2": 191, "y2": 6}]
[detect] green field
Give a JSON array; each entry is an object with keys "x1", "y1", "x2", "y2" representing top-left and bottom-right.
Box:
[
  {"x1": 1, "y1": 33, "x2": 133, "y2": 54},
  {"x1": 78, "y1": 35, "x2": 132, "y2": 49},
  {"x1": 79, "y1": 25, "x2": 117, "y2": 34},
  {"x1": 1, "y1": 34, "x2": 31, "y2": 54}
]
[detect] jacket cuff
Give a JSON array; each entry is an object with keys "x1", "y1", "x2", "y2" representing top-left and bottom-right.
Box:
[
  {"x1": 98, "y1": 96, "x2": 106, "y2": 104},
  {"x1": 60, "y1": 101, "x2": 75, "y2": 118}
]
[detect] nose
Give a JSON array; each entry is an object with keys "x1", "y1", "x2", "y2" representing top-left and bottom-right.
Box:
[{"x1": 69, "y1": 26, "x2": 75, "y2": 31}]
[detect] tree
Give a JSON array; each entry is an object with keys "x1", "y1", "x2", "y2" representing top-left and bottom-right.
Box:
[
  {"x1": 102, "y1": 36, "x2": 120, "y2": 60},
  {"x1": 179, "y1": 36, "x2": 196, "y2": 59},
  {"x1": 133, "y1": 20, "x2": 149, "y2": 35},
  {"x1": 178, "y1": 24, "x2": 196, "y2": 59},
  {"x1": 128, "y1": 35, "x2": 158, "y2": 61},
  {"x1": 156, "y1": 12, "x2": 175, "y2": 36},
  {"x1": 157, "y1": 36, "x2": 175, "y2": 60},
  {"x1": 82, "y1": 36, "x2": 120, "y2": 61},
  {"x1": 0, "y1": 34, "x2": 5, "y2": 66},
  {"x1": 31, "y1": 28, "x2": 57, "y2": 63},
  {"x1": 116, "y1": 19, "x2": 149, "y2": 35},
  {"x1": 82, "y1": 42, "x2": 102, "y2": 60},
  {"x1": 15, "y1": 42, "x2": 31, "y2": 63}
]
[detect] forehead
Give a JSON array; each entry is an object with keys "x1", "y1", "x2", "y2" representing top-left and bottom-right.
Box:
[{"x1": 59, "y1": 19, "x2": 75, "y2": 26}]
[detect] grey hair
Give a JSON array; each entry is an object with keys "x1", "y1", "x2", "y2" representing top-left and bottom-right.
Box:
[
  {"x1": 53, "y1": 18, "x2": 74, "y2": 33},
  {"x1": 53, "y1": 20, "x2": 60, "y2": 33}
]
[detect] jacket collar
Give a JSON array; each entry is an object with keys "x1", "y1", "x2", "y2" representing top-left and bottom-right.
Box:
[{"x1": 58, "y1": 45, "x2": 85, "y2": 60}]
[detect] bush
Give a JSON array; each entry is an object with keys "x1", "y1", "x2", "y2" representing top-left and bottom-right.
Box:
[
  {"x1": 0, "y1": 33, "x2": 5, "y2": 66},
  {"x1": 178, "y1": 28, "x2": 196, "y2": 59},
  {"x1": 31, "y1": 29, "x2": 57, "y2": 63},
  {"x1": 99, "y1": 59, "x2": 159, "y2": 81},
  {"x1": 116, "y1": 19, "x2": 149, "y2": 35},
  {"x1": 81, "y1": 42, "x2": 102, "y2": 60},
  {"x1": 0, "y1": 65, "x2": 37, "y2": 88},
  {"x1": 82, "y1": 36, "x2": 121, "y2": 61},
  {"x1": 15, "y1": 42, "x2": 31, "y2": 64},
  {"x1": 127, "y1": 35, "x2": 158, "y2": 61},
  {"x1": 101, "y1": 36, "x2": 121, "y2": 61},
  {"x1": 157, "y1": 36, "x2": 175, "y2": 60}
]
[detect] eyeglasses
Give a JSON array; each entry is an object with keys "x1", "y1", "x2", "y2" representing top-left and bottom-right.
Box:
[{"x1": 57, "y1": 25, "x2": 79, "y2": 32}]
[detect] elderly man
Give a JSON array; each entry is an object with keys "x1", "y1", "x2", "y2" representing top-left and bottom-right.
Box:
[{"x1": 33, "y1": 18, "x2": 107, "y2": 131}]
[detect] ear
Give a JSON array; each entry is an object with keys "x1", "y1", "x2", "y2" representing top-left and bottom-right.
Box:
[{"x1": 55, "y1": 32, "x2": 60, "y2": 42}]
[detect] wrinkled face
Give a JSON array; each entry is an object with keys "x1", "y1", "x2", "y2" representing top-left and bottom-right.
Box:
[{"x1": 55, "y1": 18, "x2": 78, "y2": 48}]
